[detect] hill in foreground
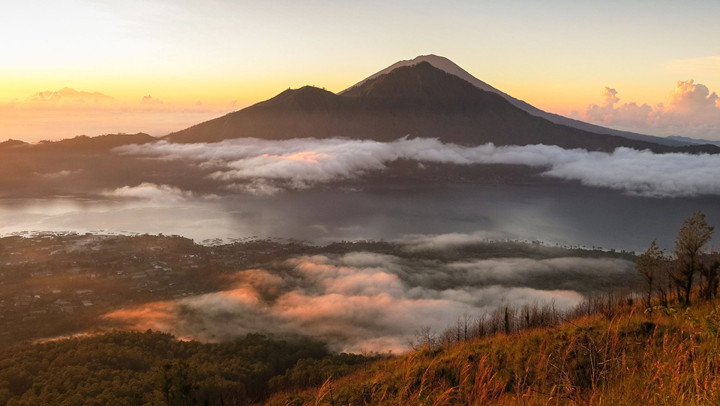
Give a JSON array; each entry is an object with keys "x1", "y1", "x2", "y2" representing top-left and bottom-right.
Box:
[
  {"x1": 266, "y1": 299, "x2": 720, "y2": 405},
  {"x1": 3, "y1": 291, "x2": 719, "y2": 405}
]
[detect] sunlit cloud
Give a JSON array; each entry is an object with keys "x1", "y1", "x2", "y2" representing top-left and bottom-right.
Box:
[
  {"x1": 576, "y1": 80, "x2": 720, "y2": 139},
  {"x1": 104, "y1": 301, "x2": 177, "y2": 332},
  {"x1": 118, "y1": 137, "x2": 720, "y2": 198},
  {"x1": 103, "y1": 251, "x2": 634, "y2": 352}
]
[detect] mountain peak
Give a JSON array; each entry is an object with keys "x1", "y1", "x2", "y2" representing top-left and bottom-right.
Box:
[
  {"x1": 254, "y1": 86, "x2": 337, "y2": 111},
  {"x1": 164, "y1": 56, "x2": 710, "y2": 151},
  {"x1": 342, "y1": 54, "x2": 499, "y2": 95},
  {"x1": 340, "y1": 61, "x2": 511, "y2": 113},
  {"x1": 342, "y1": 55, "x2": 689, "y2": 147}
]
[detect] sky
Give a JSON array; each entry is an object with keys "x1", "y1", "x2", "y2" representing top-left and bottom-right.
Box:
[{"x1": 1, "y1": 0, "x2": 719, "y2": 141}]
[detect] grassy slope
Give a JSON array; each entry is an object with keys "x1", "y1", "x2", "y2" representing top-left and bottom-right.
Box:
[{"x1": 266, "y1": 301, "x2": 720, "y2": 405}]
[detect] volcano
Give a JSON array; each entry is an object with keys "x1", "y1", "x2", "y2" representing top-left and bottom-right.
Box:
[{"x1": 165, "y1": 57, "x2": 716, "y2": 154}]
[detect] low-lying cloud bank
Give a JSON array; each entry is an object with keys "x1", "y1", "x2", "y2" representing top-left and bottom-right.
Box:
[
  {"x1": 117, "y1": 137, "x2": 720, "y2": 198},
  {"x1": 101, "y1": 183, "x2": 194, "y2": 202},
  {"x1": 400, "y1": 231, "x2": 514, "y2": 251},
  {"x1": 101, "y1": 183, "x2": 221, "y2": 202},
  {"x1": 104, "y1": 251, "x2": 635, "y2": 352}
]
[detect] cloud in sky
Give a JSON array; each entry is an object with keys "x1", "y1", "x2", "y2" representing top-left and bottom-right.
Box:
[
  {"x1": 577, "y1": 80, "x2": 720, "y2": 139},
  {"x1": 102, "y1": 182, "x2": 193, "y2": 202},
  {"x1": 141, "y1": 95, "x2": 163, "y2": 105},
  {"x1": 104, "y1": 251, "x2": 633, "y2": 352},
  {"x1": 400, "y1": 231, "x2": 514, "y2": 251},
  {"x1": 36, "y1": 169, "x2": 81, "y2": 179},
  {"x1": 118, "y1": 137, "x2": 720, "y2": 198},
  {"x1": 27, "y1": 87, "x2": 115, "y2": 104},
  {"x1": 0, "y1": 88, "x2": 234, "y2": 142}
]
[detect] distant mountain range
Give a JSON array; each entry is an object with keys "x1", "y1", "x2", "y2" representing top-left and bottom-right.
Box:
[
  {"x1": 667, "y1": 135, "x2": 720, "y2": 147},
  {"x1": 165, "y1": 55, "x2": 717, "y2": 153}
]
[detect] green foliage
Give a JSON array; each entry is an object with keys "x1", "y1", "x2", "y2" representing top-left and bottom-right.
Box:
[
  {"x1": 0, "y1": 331, "x2": 370, "y2": 406},
  {"x1": 268, "y1": 353, "x2": 371, "y2": 392}
]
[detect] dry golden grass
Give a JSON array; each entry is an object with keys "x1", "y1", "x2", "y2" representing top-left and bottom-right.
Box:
[{"x1": 264, "y1": 299, "x2": 720, "y2": 406}]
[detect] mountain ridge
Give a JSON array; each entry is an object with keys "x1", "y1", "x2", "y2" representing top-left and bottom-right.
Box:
[
  {"x1": 668, "y1": 135, "x2": 720, "y2": 147},
  {"x1": 343, "y1": 54, "x2": 690, "y2": 147},
  {"x1": 164, "y1": 61, "x2": 718, "y2": 153}
]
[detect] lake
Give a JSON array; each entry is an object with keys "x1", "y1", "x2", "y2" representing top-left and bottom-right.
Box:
[{"x1": 1, "y1": 182, "x2": 718, "y2": 253}]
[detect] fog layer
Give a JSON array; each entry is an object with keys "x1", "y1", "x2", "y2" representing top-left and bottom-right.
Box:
[
  {"x1": 105, "y1": 251, "x2": 635, "y2": 352},
  {"x1": 117, "y1": 137, "x2": 720, "y2": 198}
]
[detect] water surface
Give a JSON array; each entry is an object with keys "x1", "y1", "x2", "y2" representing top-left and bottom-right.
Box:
[{"x1": 1, "y1": 183, "x2": 718, "y2": 252}]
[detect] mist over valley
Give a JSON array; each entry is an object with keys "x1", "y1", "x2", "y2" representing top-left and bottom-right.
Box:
[{"x1": 0, "y1": 233, "x2": 639, "y2": 352}]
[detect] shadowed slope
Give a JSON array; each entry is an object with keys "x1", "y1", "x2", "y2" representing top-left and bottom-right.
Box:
[
  {"x1": 344, "y1": 54, "x2": 692, "y2": 147},
  {"x1": 165, "y1": 63, "x2": 716, "y2": 153}
]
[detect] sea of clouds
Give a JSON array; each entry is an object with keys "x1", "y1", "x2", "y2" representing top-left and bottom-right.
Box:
[
  {"x1": 104, "y1": 247, "x2": 635, "y2": 352},
  {"x1": 115, "y1": 137, "x2": 720, "y2": 198}
]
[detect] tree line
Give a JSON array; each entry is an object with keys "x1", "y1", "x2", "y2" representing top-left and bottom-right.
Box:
[{"x1": 0, "y1": 331, "x2": 374, "y2": 406}]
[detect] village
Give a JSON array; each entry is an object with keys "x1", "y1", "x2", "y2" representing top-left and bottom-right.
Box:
[{"x1": 0, "y1": 232, "x2": 305, "y2": 345}]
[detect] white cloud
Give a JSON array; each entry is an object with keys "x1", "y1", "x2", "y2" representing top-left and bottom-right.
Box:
[
  {"x1": 118, "y1": 137, "x2": 720, "y2": 198},
  {"x1": 102, "y1": 182, "x2": 193, "y2": 202},
  {"x1": 544, "y1": 147, "x2": 720, "y2": 197},
  {"x1": 225, "y1": 179, "x2": 283, "y2": 196},
  {"x1": 400, "y1": 231, "x2": 513, "y2": 251}
]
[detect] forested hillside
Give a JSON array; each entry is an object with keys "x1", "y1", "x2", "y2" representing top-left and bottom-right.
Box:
[{"x1": 0, "y1": 331, "x2": 372, "y2": 406}]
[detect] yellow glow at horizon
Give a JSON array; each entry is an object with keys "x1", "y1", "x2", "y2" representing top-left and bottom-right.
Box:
[
  {"x1": 1, "y1": 0, "x2": 716, "y2": 139},
  {"x1": 0, "y1": 64, "x2": 365, "y2": 107},
  {"x1": 0, "y1": 68, "x2": 684, "y2": 119}
]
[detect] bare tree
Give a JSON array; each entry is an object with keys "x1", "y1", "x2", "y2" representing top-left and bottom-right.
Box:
[
  {"x1": 672, "y1": 212, "x2": 714, "y2": 305},
  {"x1": 412, "y1": 326, "x2": 438, "y2": 349},
  {"x1": 636, "y1": 239, "x2": 664, "y2": 309}
]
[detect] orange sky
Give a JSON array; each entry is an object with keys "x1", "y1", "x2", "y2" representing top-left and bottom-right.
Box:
[{"x1": 1, "y1": 1, "x2": 719, "y2": 141}]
